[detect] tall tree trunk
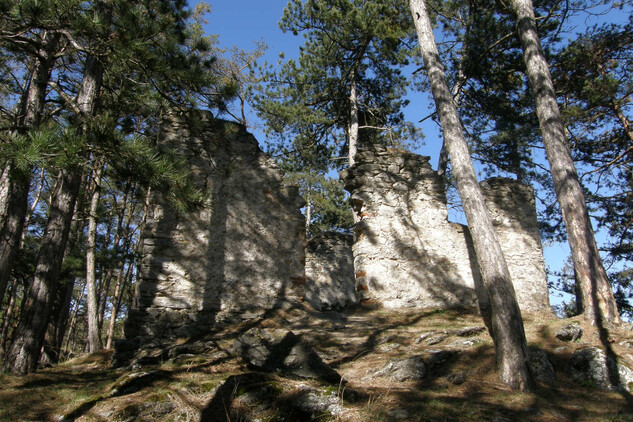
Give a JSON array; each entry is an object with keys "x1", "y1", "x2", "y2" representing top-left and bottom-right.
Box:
[
  {"x1": 106, "y1": 187, "x2": 150, "y2": 348},
  {"x1": 98, "y1": 186, "x2": 133, "y2": 332},
  {"x1": 62, "y1": 280, "x2": 85, "y2": 357},
  {"x1": 3, "y1": 51, "x2": 105, "y2": 374},
  {"x1": 348, "y1": 75, "x2": 359, "y2": 167},
  {"x1": 409, "y1": 0, "x2": 534, "y2": 391},
  {"x1": 0, "y1": 32, "x2": 59, "y2": 307},
  {"x1": 0, "y1": 277, "x2": 19, "y2": 355},
  {"x1": 86, "y1": 165, "x2": 103, "y2": 352},
  {"x1": 305, "y1": 187, "x2": 312, "y2": 237},
  {"x1": 21, "y1": 168, "x2": 46, "y2": 241},
  {"x1": 40, "y1": 279, "x2": 74, "y2": 364},
  {"x1": 2, "y1": 169, "x2": 81, "y2": 374},
  {"x1": 105, "y1": 266, "x2": 125, "y2": 349},
  {"x1": 437, "y1": 45, "x2": 468, "y2": 176},
  {"x1": 509, "y1": 0, "x2": 620, "y2": 325}
]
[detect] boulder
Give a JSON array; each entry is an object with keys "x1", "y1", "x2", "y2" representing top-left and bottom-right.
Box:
[
  {"x1": 372, "y1": 356, "x2": 427, "y2": 382},
  {"x1": 556, "y1": 323, "x2": 583, "y2": 342},
  {"x1": 281, "y1": 385, "x2": 344, "y2": 420},
  {"x1": 569, "y1": 347, "x2": 633, "y2": 392},
  {"x1": 201, "y1": 374, "x2": 345, "y2": 422},
  {"x1": 528, "y1": 348, "x2": 556, "y2": 385}
]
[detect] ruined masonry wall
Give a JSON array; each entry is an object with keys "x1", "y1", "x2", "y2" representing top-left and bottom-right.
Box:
[
  {"x1": 126, "y1": 111, "x2": 306, "y2": 343},
  {"x1": 344, "y1": 146, "x2": 550, "y2": 313},
  {"x1": 305, "y1": 232, "x2": 357, "y2": 311},
  {"x1": 481, "y1": 178, "x2": 550, "y2": 313}
]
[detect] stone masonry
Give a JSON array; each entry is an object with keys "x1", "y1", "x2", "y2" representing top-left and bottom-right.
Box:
[
  {"x1": 305, "y1": 232, "x2": 357, "y2": 311},
  {"x1": 125, "y1": 111, "x2": 306, "y2": 343},
  {"x1": 343, "y1": 145, "x2": 550, "y2": 313},
  {"x1": 481, "y1": 178, "x2": 550, "y2": 313}
]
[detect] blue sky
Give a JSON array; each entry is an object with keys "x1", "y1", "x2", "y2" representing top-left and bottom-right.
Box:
[
  {"x1": 201, "y1": 0, "x2": 443, "y2": 157},
  {"x1": 197, "y1": 0, "x2": 630, "y2": 312}
]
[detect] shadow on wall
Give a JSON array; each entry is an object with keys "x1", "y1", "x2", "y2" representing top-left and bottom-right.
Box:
[
  {"x1": 125, "y1": 111, "x2": 306, "y2": 345},
  {"x1": 305, "y1": 232, "x2": 357, "y2": 311},
  {"x1": 343, "y1": 145, "x2": 549, "y2": 314}
]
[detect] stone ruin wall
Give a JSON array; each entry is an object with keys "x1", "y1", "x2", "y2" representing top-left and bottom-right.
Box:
[
  {"x1": 480, "y1": 178, "x2": 550, "y2": 313},
  {"x1": 344, "y1": 145, "x2": 550, "y2": 314},
  {"x1": 305, "y1": 232, "x2": 356, "y2": 311},
  {"x1": 125, "y1": 116, "x2": 551, "y2": 346},
  {"x1": 126, "y1": 111, "x2": 306, "y2": 344}
]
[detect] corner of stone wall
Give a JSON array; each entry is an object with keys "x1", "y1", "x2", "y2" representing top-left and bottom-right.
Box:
[{"x1": 343, "y1": 145, "x2": 480, "y2": 310}]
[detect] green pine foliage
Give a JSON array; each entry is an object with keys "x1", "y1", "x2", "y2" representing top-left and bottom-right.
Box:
[
  {"x1": 552, "y1": 16, "x2": 633, "y2": 318},
  {"x1": 0, "y1": 0, "x2": 234, "y2": 364},
  {"x1": 252, "y1": 0, "x2": 421, "y2": 235}
]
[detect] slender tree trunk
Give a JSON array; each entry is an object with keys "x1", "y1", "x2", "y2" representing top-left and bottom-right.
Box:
[
  {"x1": 509, "y1": 0, "x2": 620, "y2": 325},
  {"x1": 0, "y1": 165, "x2": 9, "y2": 222},
  {"x1": 0, "y1": 32, "x2": 59, "y2": 307},
  {"x1": 2, "y1": 169, "x2": 82, "y2": 374},
  {"x1": 105, "y1": 266, "x2": 125, "y2": 349},
  {"x1": 0, "y1": 172, "x2": 30, "y2": 307},
  {"x1": 62, "y1": 280, "x2": 85, "y2": 357},
  {"x1": 21, "y1": 168, "x2": 46, "y2": 241},
  {"x1": 305, "y1": 185, "x2": 312, "y2": 237},
  {"x1": 0, "y1": 278, "x2": 18, "y2": 355},
  {"x1": 409, "y1": 0, "x2": 534, "y2": 391},
  {"x1": 41, "y1": 279, "x2": 74, "y2": 364},
  {"x1": 348, "y1": 75, "x2": 359, "y2": 167},
  {"x1": 86, "y1": 165, "x2": 103, "y2": 352},
  {"x1": 3, "y1": 49, "x2": 105, "y2": 374},
  {"x1": 437, "y1": 43, "x2": 468, "y2": 176},
  {"x1": 106, "y1": 187, "x2": 149, "y2": 347},
  {"x1": 99, "y1": 188, "x2": 131, "y2": 332}
]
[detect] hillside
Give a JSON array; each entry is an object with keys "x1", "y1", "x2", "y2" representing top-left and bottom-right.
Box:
[{"x1": 1, "y1": 304, "x2": 632, "y2": 421}]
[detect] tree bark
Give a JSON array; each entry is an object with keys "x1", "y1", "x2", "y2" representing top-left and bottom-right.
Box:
[
  {"x1": 0, "y1": 32, "x2": 59, "y2": 307},
  {"x1": 409, "y1": 0, "x2": 534, "y2": 391},
  {"x1": 63, "y1": 280, "x2": 85, "y2": 357},
  {"x1": 0, "y1": 277, "x2": 18, "y2": 355},
  {"x1": 40, "y1": 279, "x2": 74, "y2": 364},
  {"x1": 348, "y1": 75, "x2": 360, "y2": 167},
  {"x1": 86, "y1": 164, "x2": 103, "y2": 352},
  {"x1": 509, "y1": 0, "x2": 620, "y2": 325},
  {"x1": 3, "y1": 49, "x2": 105, "y2": 374},
  {"x1": 2, "y1": 169, "x2": 81, "y2": 374},
  {"x1": 98, "y1": 189, "x2": 130, "y2": 332},
  {"x1": 105, "y1": 266, "x2": 125, "y2": 349}
]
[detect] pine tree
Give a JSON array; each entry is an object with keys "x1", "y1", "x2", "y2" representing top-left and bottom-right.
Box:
[
  {"x1": 552, "y1": 18, "x2": 633, "y2": 317},
  {"x1": 2, "y1": 0, "x2": 231, "y2": 374},
  {"x1": 255, "y1": 0, "x2": 418, "y2": 168},
  {"x1": 509, "y1": 0, "x2": 620, "y2": 325},
  {"x1": 409, "y1": 0, "x2": 535, "y2": 391},
  {"x1": 0, "y1": 10, "x2": 63, "y2": 307}
]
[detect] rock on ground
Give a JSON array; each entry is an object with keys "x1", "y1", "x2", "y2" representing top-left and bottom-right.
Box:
[
  {"x1": 569, "y1": 347, "x2": 633, "y2": 392},
  {"x1": 231, "y1": 328, "x2": 341, "y2": 383}
]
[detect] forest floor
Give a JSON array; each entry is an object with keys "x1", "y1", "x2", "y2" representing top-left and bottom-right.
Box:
[{"x1": 1, "y1": 303, "x2": 633, "y2": 421}]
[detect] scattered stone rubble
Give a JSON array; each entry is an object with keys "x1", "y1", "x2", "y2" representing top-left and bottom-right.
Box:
[
  {"x1": 556, "y1": 323, "x2": 583, "y2": 342},
  {"x1": 569, "y1": 347, "x2": 633, "y2": 392}
]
